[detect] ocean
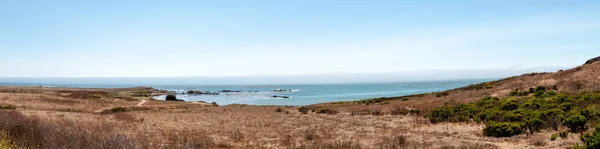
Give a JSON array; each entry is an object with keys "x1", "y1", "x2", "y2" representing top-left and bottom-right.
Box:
[{"x1": 0, "y1": 79, "x2": 491, "y2": 106}]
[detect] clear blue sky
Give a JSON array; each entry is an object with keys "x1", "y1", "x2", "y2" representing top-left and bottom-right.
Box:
[{"x1": 1, "y1": 0, "x2": 599, "y2": 77}]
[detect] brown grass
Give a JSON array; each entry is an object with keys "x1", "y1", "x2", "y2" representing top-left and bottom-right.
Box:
[
  {"x1": 1, "y1": 62, "x2": 599, "y2": 148},
  {"x1": 0, "y1": 110, "x2": 140, "y2": 149}
]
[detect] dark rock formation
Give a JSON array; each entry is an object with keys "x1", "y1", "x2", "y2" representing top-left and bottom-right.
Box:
[
  {"x1": 585, "y1": 56, "x2": 600, "y2": 65},
  {"x1": 187, "y1": 90, "x2": 203, "y2": 94},
  {"x1": 272, "y1": 95, "x2": 290, "y2": 99},
  {"x1": 166, "y1": 94, "x2": 178, "y2": 101},
  {"x1": 273, "y1": 89, "x2": 293, "y2": 92},
  {"x1": 186, "y1": 90, "x2": 219, "y2": 95},
  {"x1": 220, "y1": 90, "x2": 241, "y2": 93}
]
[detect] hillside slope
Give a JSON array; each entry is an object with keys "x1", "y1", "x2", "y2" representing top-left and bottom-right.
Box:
[{"x1": 307, "y1": 58, "x2": 600, "y2": 114}]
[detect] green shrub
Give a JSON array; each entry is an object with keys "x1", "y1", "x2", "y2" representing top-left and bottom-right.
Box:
[
  {"x1": 509, "y1": 89, "x2": 530, "y2": 96},
  {"x1": 401, "y1": 97, "x2": 409, "y2": 101},
  {"x1": 547, "y1": 91, "x2": 557, "y2": 96},
  {"x1": 427, "y1": 92, "x2": 600, "y2": 138},
  {"x1": 435, "y1": 92, "x2": 449, "y2": 98},
  {"x1": 409, "y1": 109, "x2": 420, "y2": 114},
  {"x1": 534, "y1": 90, "x2": 545, "y2": 97},
  {"x1": 298, "y1": 106, "x2": 309, "y2": 114},
  {"x1": 550, "y1": 133, "x2": 557, "y2": 141},
  {"x1": 500, "y1": 99, "x2": 519, "y2": 111},
  {"x1": 564, "y1": 114, "x2": 587, "y2": 131},
  {"x1": 110, "y1": 107, "x2": 127, "y2": 113},
  {"x1": 559, "y1": 131, "x2": 568, "y2": 139},
  {"x1": 535, "y1": 86, "x2": 546, "y2": 92},
  {"x1": 526, "y1": 118, "x2": 543, "y2": 133},
  {"x1": 577, "y1": 125, "x2": 600, "y2": 149},
  {"x1": 0, "y1": 131, "x2": 22, "y2": 149},
  {"x1": 316, "y1": 109, "x2": 338, "y2": 115},
  {"x1": 483, "y1": 82, "x2": 493, "y2": 89},
  {"x1": 132, "y1": 91, "x2": 151, "y2": 97},
  {"x1": 429, "y1": 107, "x2": 452, "y2": 123},
  {"x1": 0, "y1": 104, "x2": 16, "y2": 110},
  {"x1": 483, "y1": 122, "x2": 523, "y2": 137},
  {"x1": 509, "y1": 89, "x2": 519, "y2": 96}
]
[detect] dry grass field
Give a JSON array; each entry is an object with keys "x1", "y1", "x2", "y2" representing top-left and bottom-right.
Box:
[{"x1": 1, "y1": 59, "x2": 599, "y2": 149}]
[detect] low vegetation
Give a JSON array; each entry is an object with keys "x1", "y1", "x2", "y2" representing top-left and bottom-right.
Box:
[
  {"x1": 315, "y1": 108, "x2": 338, "y2": 115},
  {"x1": 355, "y1": 97, "x2": 392, "y2": 105},
  {"x1": 461, "y1": 82, "x2": 494, "y2": 90},
  {"x1": 427, "y1": 87, "x2": 600, "y2": 137},
  {"x1": 574, "y1": 125, "x2": 600, "y2": 149},
  {"x1": 0, "y1": 131, "x2": 22, "y2": 149},
  {"x1": 0, "y1": 110, "x2": 141, "y2": 149},
  {"x1": 132, "y1": 91, "x2": 151, "y2": 97},
  {"x1": 0, "y1": 104, "x2": 16, "y2": 110}
]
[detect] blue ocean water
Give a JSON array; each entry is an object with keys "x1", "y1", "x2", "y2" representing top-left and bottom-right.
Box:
[
  {"x1": 0, "y1": 79, "x2": 491, "y2": 106},
  {"x1": 151, "y1": 79, "x2": 490, "y2": 105}
]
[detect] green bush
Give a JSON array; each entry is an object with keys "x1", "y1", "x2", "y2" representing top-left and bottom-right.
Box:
[
  {"x1": 500, "y1": 99, "x2": 519, "y2": 111},
  {"x1": 509, "y1": 89, "x2": 530, "y2": 96},
  {"x1": 0, "y1": 104, "x2": 16, "y2": 110},
  {"x1": 559, "y1": 131, "x2": 568, "y2": 138},
  {"x1": 577, "y1": 125, "x2": 600, "y2": 149},
  {"x1": 435, "y1": 92, "x2": 449, "y2": 98},
  {"x1": 401, "y1": 97, "x2": 409, "y2": 101},
  {"x1": 427, "y1": 92, "x2": 600, "y2": 138},
  {"x1": 298, "y1": 106, "x2": 309, "y2": 114},
  {"x1": 547, "y1": 91, "x2": 557, "y2": 96},
  {"x1": 534, "y1": 90, "x2": 545, "y2": 97},
  {"x1": 483, "y1": 82, "x2": 493, "y2": 89},
  {"x1": 526, "y1": 118, "x2": 543, "y2": 133},
  {"x1": 483, "y1": 122, "x2": 523, "y2": 137},
  {"x1": 0, "y1": 131, "x2": 22, "y2": 149},
  {"x1": 429, "y1": 107, "x2": 452, "y2": 123},
  {"x1": 316, "y1": 109, "x2": 338, "y2": 115},
  {"x1": 535, "y1": 86, "x2": 546, "y2": 92},
  {"x1": 110, "y1": 107, "x2": 127, "y2": 113},
  {"x1": 550, "y1": 133, "x2": 557, "y2": 141},
  {"x1": 564, "y1": 114, "x2": 587, "y2": 131},
  {"x1": 409, "y1": 109, "x2": 420, "y2": 114}
]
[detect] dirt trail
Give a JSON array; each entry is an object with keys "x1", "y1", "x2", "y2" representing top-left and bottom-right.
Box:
[
  {"x1": 135, "y1": 100, "x2": 147, "y2": 107},
  {"x1": 93, "y1": 100, "x2": 148, "y2": 114}
]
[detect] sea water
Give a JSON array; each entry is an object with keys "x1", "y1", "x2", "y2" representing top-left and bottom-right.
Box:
[
  {"x1": 0, "y1": 79, "x2": 491, "y2": 106},
  {"x1": 150, "y1": 79, "x2": 491, "y2": 105}
]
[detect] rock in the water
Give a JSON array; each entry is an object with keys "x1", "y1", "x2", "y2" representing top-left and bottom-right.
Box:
[
  {"x1": 187, "y1": 90, "x2": 203, "y2": 94},
  {"x1": 585, "y1": 56, "x2": 600, "y2": 65},
  {"x1": 187, "y1": 90, "x2": 219, "y2": 95},
  {"x1": 272, "y1": 95, "x2": 290, "y2": 99},
  {"x1": 166, "y1": 94, "x2": 178, "y2": 101},
  {"x1": 273, "y1": 89, "x2": 293, "y2": 92},
  {"x1": 220, "y1": 90, "x2": 241, "y2": 93}
]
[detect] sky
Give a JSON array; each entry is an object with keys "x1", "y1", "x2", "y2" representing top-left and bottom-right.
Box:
[{"x1": 1, "y1": 0, "x2": 599, "y2": 79}]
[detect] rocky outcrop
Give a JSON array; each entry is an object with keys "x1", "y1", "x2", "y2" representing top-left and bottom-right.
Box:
[
  {"x1": 585, "y1": 56, "x2": 600, "y2": 65},
  {"x1": 220, "y1": 90, "x2": 241, "y2": 93},
  {"x1": 273, "y1": 89, "x2": 293, "y2": 92},
  {"x1": 166, "y1": 94, "x2": 179, "y2": 101},
  {"x1": 272, "y1": 95, "x2": 290, "y2": 99},
  {"x1": 187, "y1": 90, "x2": 203, "y2": 94},
  {"x1": 187, "y1": 90, "x2": 219, "y2": 95}
]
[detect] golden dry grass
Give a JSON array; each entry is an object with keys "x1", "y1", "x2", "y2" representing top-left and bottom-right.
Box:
[{"x1": 1, "y1": 62, "x2": 599, "y2": 148}]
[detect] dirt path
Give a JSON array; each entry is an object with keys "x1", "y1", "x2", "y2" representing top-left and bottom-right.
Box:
[
  {"x1": 93, "y1": 100, "x2": 148, "y2": 114},
  {"x1": 135, "y1": 100, "x2": 147, "y2": 107}
]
